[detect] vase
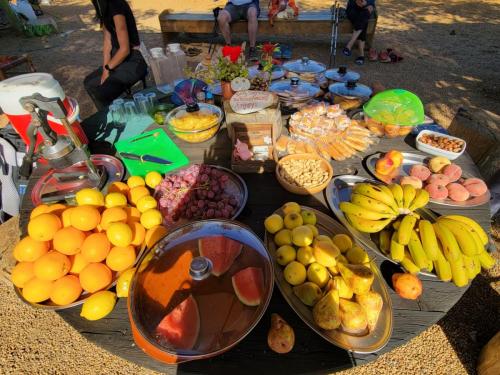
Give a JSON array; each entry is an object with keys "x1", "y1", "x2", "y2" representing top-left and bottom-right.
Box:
[{"x1": 221, "y1": 81, "x2": 234, "y2": 100}]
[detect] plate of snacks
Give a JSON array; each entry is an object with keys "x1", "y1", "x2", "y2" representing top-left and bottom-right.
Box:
[
  {"x1": 415, "y1": 130, "x2": 466, "y2": 160},
  {"x1": 276, "y1": 154, "x2": 333, "y2": 195}
]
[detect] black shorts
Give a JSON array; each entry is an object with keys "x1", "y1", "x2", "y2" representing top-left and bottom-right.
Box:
[
  {"x1": 224, "y1": 2, "x2": 260, "y2": 22},
  {"x1": 346, "y1": 6, "x2": 371, "y2": 41}
]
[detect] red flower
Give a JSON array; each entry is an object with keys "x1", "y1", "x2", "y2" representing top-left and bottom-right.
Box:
[
  {"x1": 222, "y1": 46, "x2": 242, "y2": 63},
  {"x1": 261, "y1": 42, "x2": 279, "y2": 55}
]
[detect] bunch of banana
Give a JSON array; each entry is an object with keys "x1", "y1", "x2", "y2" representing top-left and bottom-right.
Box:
[
  {"x1": 377, "y1": 214, "x2": 495, "y2": 287},
  {"x1": 340, "y1": 182, "x2": 429, "y2": 234}
]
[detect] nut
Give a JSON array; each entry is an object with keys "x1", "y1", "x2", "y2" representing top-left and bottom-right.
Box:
[
  {"x1": 419, "y1": 133, "x2": 464, "y2": 153},
  {"x1": 279, "y1": 158, "x2": 330, "y2": 189}
]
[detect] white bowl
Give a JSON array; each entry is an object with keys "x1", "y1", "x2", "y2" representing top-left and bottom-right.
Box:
[{"x1": 415, "y1": 129, "x2": 466, "y2": 160}]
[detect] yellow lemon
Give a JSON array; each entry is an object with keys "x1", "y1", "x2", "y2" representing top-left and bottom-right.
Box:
[
  {"x1": 75, "y1": 188, "x2": 105, "y2": 206},
  {"x1": 80, "y1": 291, "x2": 117, "y2": 320},
  {"x1": 136, "y1": 195, "x2": 157, "y2": 213},
  {"x1": 127, "y1": 176, "x2": 145, "y2": 189},
  {"x1": 145, "y1": 171, "x2": 162, "y2": 189},
  {"x1": 106, "y1": 222, "x2": 133, "y2": 247},
  {"x1": 115, "y1": 267, "x2": 136, "y2": 298},
  {"x1": 142, "y1": 225, "x2": 168, "y2": 250},
  {"x1": 104, "y1": 192, "x2": 128, "y2": 208},
  {"x1": 140, "y1": 209, "x2": 163, "y2": 229}
]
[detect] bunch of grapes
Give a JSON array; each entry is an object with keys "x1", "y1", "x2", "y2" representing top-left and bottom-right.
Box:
[{"x1": 155, "y1": 164, "x2": 240, "y2": 224}]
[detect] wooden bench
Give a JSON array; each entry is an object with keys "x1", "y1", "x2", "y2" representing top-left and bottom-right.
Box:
[{"x1": 159, "y1": 10, "x2": 377, "y2": 48}]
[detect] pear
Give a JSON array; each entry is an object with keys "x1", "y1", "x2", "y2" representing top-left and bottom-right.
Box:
[
  {"x1": 293, "y1": 282, "x2": 323, "y2": 306},
  {"x1": 332, "y1": 275, "x2": 353, "y2": 299},
  {"x1": 312, "y1": 289, "x2": 341, "y2": 330},
  {"x1": 267, "y1": 313, "x2": 295, "y2": 354},
  {"x1": 313, "y1": 241, "x2": 340, "y2": 267},
  {"x1": 337, "y1": 262, "x2": 374, "y2": 295},
  {"x1": 339, "y1": 298, "x2": 368, "y2": 335},
  {"x1": 355, "y1": 291, "x2": 383, "y2": 331}
]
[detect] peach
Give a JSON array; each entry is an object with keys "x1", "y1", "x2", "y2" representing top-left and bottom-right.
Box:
[
  {"x1": 447, "y1": 183, "x2": 470, "y2": 202},
  {"x1": 428, "y1": 156, "x2": 451, "y2": 173},
  {"x1": 375, "y1": 157, "x2": 396, "y2": 176},
  {"x1": 409, "y1": 165, "x2": 431, "y2": 181},
  {"x1": 462, "y1": 178, "x2": 488, "y2": 197},
  {"x1": 425, "y1": 183, "x2": 449, "y2": 200},
  {"x1": 442, "y1": 164, "x2": 462, "y2": 182},
  {"x1": 426, "y1": 174, "x2": 450, "y2": 187},
  {"x1": 400, "y1": 176, "x2": 423, "y2": 189},
  {"x1": 385, "y1": 150, "x2": 404, "y2": 167}
]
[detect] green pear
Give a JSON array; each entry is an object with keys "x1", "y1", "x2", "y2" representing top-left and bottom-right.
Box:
[
  {"x1": 293, "y1": 282, "x2": 322, "y2": 306},
  {"x1": 337, "y1": 262, "x2": 374, "y2": 295},
  {"x1": 339, "y1": 298, "x2": 368, "y2": 334},
  {"x1": 312, "y1": 289, "x2": 341, "y2": 330},
  {"x1": 355, "y1": 291, "x2": 383, "y2": 331}
]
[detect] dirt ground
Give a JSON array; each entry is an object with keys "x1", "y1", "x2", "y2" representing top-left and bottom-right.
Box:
[{"x1": 0, "y1": 0, "x2": 499, "y2": 374}]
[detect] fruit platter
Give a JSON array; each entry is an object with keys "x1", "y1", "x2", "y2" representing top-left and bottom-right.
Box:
[
  {"x1": 264, "y1": 204, "x2": 393, "y2": 353},
  {"x1": 366, "y1": 152, "x2": 491, "y2": 207}
]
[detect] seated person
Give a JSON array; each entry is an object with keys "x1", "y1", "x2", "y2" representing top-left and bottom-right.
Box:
[
  {"x1": 217, "y1": 0, "x2": 260, "y2": 60},
  {"x1": 343, "y1": 0, "x2": 375, "y2": 65},
  {"x1": 84, "y1": 0, "x2": 147, "y2": 110}
]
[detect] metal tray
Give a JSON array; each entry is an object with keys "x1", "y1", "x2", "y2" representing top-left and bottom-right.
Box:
[
  {"x1": 365, "y1": 152, "x2": 491, "y2": 207},
  {"x1": 325, "y1": 175, "x2": 437, "y2": 277},
  {"x1": 264, "y1": 206, "x2": 393, "y2": 354}
]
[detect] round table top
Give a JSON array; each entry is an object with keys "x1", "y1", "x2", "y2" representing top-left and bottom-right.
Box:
[{"x1": 19, "y1": 117, "x2": 492, "y2": 374}]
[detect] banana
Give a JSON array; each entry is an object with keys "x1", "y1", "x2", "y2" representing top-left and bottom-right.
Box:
[
  {"x1": 397, "y1": 214, "x2": 417, "y2": 245},
  {"x1": 390, "y1": 232, "x2": 405, "y2": 261},
  {"x1": 352, "y1": 183, "x2": 399, "y2": 213},
  {"x1": 426, "y1": 259, "x2": 434, "y2": 272},
  {"x1": 443, "y1": 215, "x2": 488, "y2": 245},
  {"x1": 402, "y1": 184, "x2": 416, "y2": 209},
  {"x1": 408, "y1": 189, "x2": 430, "y2": 211},
  {"x1": 418, "y1": 220, "x2": 439, "y2": 261},
  {"x1": 401, "y1": 250, "x2": 420, "y2": 274},
  {"x1": 339, "y1": 202, "x2": 396, "y2": 221},
  {"x1": 345, "y1": 213, "x2": 392, "y2": 233},
  {"x1": 351, "y1": 193, "x2": 397, "y2": 215},
  {"x1": 432, "y1": 222, "x2": 461, "y2": 262},
  {"x1": 408, "y1": 230, "x2": 429, "y2": 269},
  {"x1": 379, "y1": 229, "x2": 392, "y2": 255},
  {"x1": 388, "y1": 183, "x2": 404, "y2": 208},
  {"x1": 434, "y1": 251, "x2": 452, "y2": 282},
  {"x1": 392, "y1": 220, "x2": 401, "y2": 231},
  {"x1": 379, "y1": 185, "x2": 400, "y2": 212},
  {"x1": 477, "y1": 250, "x2": 496, "y2": 270},
  {"x1": 471, "y1": 255, "x2": 482, "y2": 275},
  {"x1": 462, "y1": 255, "x2": 479, "y2": 280},
  {"x1": 449, "y1": 255, "x2": 469, "y2": 287},
  {"x1": 469, "y1": 230, "x2": 486, "y2": 255},
  {"x1": 437, "y1": 218, "x2": 479, "y2": 256}
]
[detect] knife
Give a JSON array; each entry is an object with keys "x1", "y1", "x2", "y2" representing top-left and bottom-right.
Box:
[{"x1": 119, "y1": 152, "x2": 172, "y2": 165}]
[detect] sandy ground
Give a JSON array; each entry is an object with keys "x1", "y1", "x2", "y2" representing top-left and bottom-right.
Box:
[{"x1": 0, "y1": 0, "x2": 499, "y2": 374}]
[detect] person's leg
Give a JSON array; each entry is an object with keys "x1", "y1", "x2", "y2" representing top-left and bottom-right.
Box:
[
  {"x1": 217, "y1": 8, "x2": 234, "y2": 45},
  {"x1": 346, "y1": 30, "x2": 362, "y2": 51},
  {"x1": 247, "y1": 5, "x2": 258, "y2": 48},
  {"x1": 84, "y1": 68, "x2": 108, "y2": 110}
]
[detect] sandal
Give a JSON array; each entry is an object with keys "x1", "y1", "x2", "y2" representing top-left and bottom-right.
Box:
[
  {"x1": 342, "y1": 47, "x2": 352, "y2": 57},
  {"x1": 355, "y1": 56, "x2": 365, "y2": 65},
  {"x1": 378, "y1": 50, "x2": 391, "y2": 63},
  {"x1": 368, "y1": 48, "x2": 378, "y2": 61},
  {"x1": 388, "y1": 49, "x2": 404, "y2": 63}
]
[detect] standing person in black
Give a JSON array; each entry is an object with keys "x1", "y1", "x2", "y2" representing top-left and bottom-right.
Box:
[{"x1": 84, "y1": 0, "x2": 147, "y2": 110}]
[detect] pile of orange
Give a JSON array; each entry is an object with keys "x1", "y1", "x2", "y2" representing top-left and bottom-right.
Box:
[{"x1": 12, "y1": 173, "x2": 167, "y2": 307}]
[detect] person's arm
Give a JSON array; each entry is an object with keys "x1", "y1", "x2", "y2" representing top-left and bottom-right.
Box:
[
  {"x1": 101, "y1": 14, "x2": 130, "y2": 83},
  {"x1": 100, "y1": 27, "x2": 112, "y2": 83}
]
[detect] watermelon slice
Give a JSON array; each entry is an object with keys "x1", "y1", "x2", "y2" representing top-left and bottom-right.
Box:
[
  {"x1": 199, "y1": 236, "x2": 242, "y2": 276},
  {"x1": 232, "y1": 267, "x2": 264, "y2": 306},
  {"x1": 156, "y1": 295, "x2": 200, "y2": 350}
]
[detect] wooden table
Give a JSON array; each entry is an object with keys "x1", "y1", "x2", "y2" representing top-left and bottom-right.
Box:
[
  {"x1": 19, "y1": 111, "x2": 491, "y2": 374},
  {"x1": 0, "y1": 55, "x2": 36, "y2": 81}
]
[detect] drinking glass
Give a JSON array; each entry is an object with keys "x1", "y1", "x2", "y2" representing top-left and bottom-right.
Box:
[
  {"x1": 145, "y1": 92, "x2": 158, "y2": 113},
  {"x1": 136, "y1": 96, "x2": 149, "y2": 116},
  {"x1": 109, "y1": 104, "x2": 124, "y2": 124},
  {"x1": 133, "y1": 93, "x2": 145, "y2": 107},
  {"x1": 124, "y1": 101, "x2": 138, "y2": 121}
]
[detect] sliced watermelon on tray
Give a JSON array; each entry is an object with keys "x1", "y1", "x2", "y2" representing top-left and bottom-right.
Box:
[
  {"x1": 232, "y1": 267, "x2": 264, "y2": 306},
  {"x1": 199, "y1": 236, "x2": 242, "y2": 276}
]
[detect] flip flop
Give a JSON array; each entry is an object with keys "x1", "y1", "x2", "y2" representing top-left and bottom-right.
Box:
[
  {"x1": 368, "y1": 48, "x2": 378, "y2": 61},
  {"x1": 355, "y1": 56, "x2": 365, "y2": 65},
  {"x1": 388, "y1": 49, "x2": 404, "y2": 63},
  {"x1": 378, "y1": 51, "x2": 391, "y2": 63},
  {"x1": 343, "y1": 47, "x2": 352, "y2": 57}
]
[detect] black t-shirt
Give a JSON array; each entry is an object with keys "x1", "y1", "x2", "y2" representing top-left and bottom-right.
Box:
[{"x1": 102, "y1": 0, "x2": 140, "y2": 50}]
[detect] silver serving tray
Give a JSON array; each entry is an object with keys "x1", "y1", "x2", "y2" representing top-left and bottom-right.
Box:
[
  {"x1": 264, "y1": 206, "x2": 393, "y2": 354},
  {"x1": 325, "y1": 175, "x2": 437, "y2": 277},
  {"x1": 365, "y1": 152, "x2": 491, "y2": 207}
]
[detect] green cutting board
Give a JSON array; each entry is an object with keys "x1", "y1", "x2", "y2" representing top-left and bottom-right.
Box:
[{"x1": 115, "y1": 129, "x2": 189, "y2": 177}]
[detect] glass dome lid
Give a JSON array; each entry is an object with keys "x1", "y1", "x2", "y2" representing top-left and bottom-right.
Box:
[
  {"x1": 325, "y1": 66, "x2": 361, "y2": 82},
  {"x1": 329, "y1": 80, "x2": 373, "y2": 99},
  {"x1": 270, "y1": 78, "x2": 321, "y2": 97},
  {"x1": 283, "y1": 57, "x2": 327, "y2": 74}
]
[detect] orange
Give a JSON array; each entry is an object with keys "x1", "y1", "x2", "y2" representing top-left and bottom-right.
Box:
[
  {"x1": 140, "y1": 209, "x2": 163, "y2": 229},
  {"x1": 79, "y1": 263, "x2": 112, "y2": 293},
  {"x1": 61, "y1": 207, "x2": 75, "y2": 227},
  {"x1": 50, "y1": 275, "x2": 82, "y2": 305},
  {"x1": 104, "y1": 192, "x2": 128, "y2": 208},
  {"x1": 108, "y1": 181, "x2": 129, "y2": 195},
  {"x1": 22, "y1": 277, "x2": 54, "y2": 303},
  {"x1": 100, "y1": 207, "x2": 127, "y2": 230},
  {"x1": 33, "y1": 251, "x2": 71, "y2": 281},
  {"x1": 70, "y1": 205, "x2": 101, "y2": 231},
  {"x1": 106, "y1": 222, "x2": 133, "y2": 247},
  {"x1": 106, "y1": 245, "x2": 136, "y2": 272},
  {"x1": 81, "y1": 233, "x2": 111, "y2": 262},
  {"x1": 46, "y1": 203, "x2": 67, "y2": 216},
  {"x1": 28, "y1": 213, "x2": 62, "y2": 241},
  {"x1": 127, "y1": 175, "x2": 145, "y2": 189},
  {"x1": 30, "y1": 204, "x2": 50, "y2": 219},
  {"x1": 130, "y1": 222, "x2": 146, "y2": 247},
  {"x1": 13, "y1": 236, "x2": 49, "y2": 262},
  {"x1": 142, "y1": 225, "x2": 168, "y2": 250},
  {"x1": 125, "y1": 206, "x2": 141, "y2": 223},
  {"x1": 128, "y1": 186, "x2": 150, "y2": 206},
  {"x1": 75, "y1": 188, "x2": 105, "y2": 206},
  {"x1": 69, "y1": 253, "x2": 89, "y2": 274},
  {"x1": 136, "y1": 195, "x2": 157, "y2": 213},
  {"x1": 53, "y1": 227, "x2": 86, "y2": 255},
  {"x1": 11, "y1": 261, "x2": 35, "y2": 288}
]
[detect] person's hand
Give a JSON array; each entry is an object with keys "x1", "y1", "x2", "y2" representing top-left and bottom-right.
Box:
[
  {"x1": 100, "y1": 68, "x2": 109, "y2": 84},
  {"x1": 356, "y1": 0, "x2": 367, "y2": 7},
  {"x1": 278, "y1": 0, "x2": 286, "y2": 11},
  {"x1": 367, "y1": 5, "x2": 374, "y2": 13}
]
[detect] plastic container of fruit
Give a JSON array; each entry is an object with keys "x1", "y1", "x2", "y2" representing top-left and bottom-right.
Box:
[
  {"x1": 166, "y1": 103, "x2": 223, "y2": 143},
  {"x1": 363, "y1": 113, "x2": 415, "y2": 138},
  {"x1": 415, "y1": 129, "x2": 466, "y2": 160},
  {"x1": 128, "y1": 220, "x2": 274, "y2": 364}
]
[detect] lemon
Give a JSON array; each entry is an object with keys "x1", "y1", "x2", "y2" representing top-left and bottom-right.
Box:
[
  {"x1": 80, "y1": 291, "x2": 117, "y2": 320},
  {"x1": 127, "y1": 176, "x2": 145, "y2": 189},
  {"x1": 145, "y1": 171, "x2": 162, "y2": 189},
  {"x1": 75, "y1": 188, "x2": 104, "y2": 206},
  {"x1": 106, "y1": 222, "x2": 133, "y2": 247},
  {"x1": 115, "y1": 268, "x2": 136, "y2": 298},
  {"x1": 136, "y1": 195, "x2": 157, "y2": 213},
  {"x1": 140, "y1": 209, "x2": 163, "y2": 229},
  {"x1": 105, "y1": 192, "x2": 128, "y2": 208}
]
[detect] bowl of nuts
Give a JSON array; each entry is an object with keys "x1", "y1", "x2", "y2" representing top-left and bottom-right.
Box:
[
  {"x1": 416, "y1": 130, "x2": 466, "y2": 160},
  {"x1": 276, "y1": 154, "x2": 333, "y2": 195}
]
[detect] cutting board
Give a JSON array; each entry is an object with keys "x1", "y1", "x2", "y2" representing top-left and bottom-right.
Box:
[{"x1": 115, "y1": 129, "x2": 189, "y2": 176}]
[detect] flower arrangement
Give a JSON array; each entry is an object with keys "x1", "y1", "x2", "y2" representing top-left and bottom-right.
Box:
[
  {"x1": 257, "y1": 42, "x2": 280, "y2": 74},
  {"x1": 215, "y1": 45, "x2": 248, "y2": 82}
]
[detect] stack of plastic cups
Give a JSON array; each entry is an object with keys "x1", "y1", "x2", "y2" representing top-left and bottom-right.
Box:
[
  {"x1": 109, "y1": 103, "x2": 124, "y2": 125},
  {"x1": 124, "y1": 101, "x2": 138, "y2": 122},
  {"x1": 145, "y1": 92, "x2": 158, "y2": 114}
]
